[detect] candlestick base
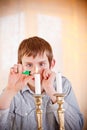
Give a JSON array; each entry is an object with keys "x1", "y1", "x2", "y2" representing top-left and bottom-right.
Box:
[
  {"x1": 34, "y1": 94, "x2": 43, "y2": 130},
  {"x1": 54, "y1": 93, "x2": 66, "y2": 130}
]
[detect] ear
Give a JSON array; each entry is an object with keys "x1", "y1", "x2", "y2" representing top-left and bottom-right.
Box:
[{"x1": 50, "y1": 58, "x2": 55, "y2": 69}]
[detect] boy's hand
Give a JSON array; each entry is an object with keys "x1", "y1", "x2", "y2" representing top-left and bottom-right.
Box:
[
  {"x1": 6, "y1": 64, "x2": 29, "y2": 94},
  {"x1": 0, "y1": 64, "x2": 30, "y2": 109},
  {"x1": 0, "y1": 64, "x2": 31, "y2": 109},
  {"x1": 42, "y1": 69, "x2": 56, "y2": 103}
]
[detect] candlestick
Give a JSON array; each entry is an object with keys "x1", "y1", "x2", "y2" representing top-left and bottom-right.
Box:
[
  {"x1": 54, "y1": 93, "x2": 65, "y2": 130},
  {"x1": 34, "y1": 94, "x2": 43, "y2": 130},
  {"x1": 56, "y1": 72, "x2": 62, "y2": 93}
]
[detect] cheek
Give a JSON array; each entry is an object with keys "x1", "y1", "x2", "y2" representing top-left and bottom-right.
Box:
[
  {"x1": 22, "y1": 66, "x2": 30, "y2": 71},
  {"x1": 39, "y1": 68, "x2": 45, "y2": 77},
  {"x1": 22, "y1": 65, "x2": 27, "y2": 70},
  {"x1": 40, "y1": 69, "x2": 45, "y2": 83}
]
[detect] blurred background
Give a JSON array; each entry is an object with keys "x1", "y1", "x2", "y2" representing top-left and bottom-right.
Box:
[{"x1": 0, "y1": 0, "x2": 87, "y2": 129}]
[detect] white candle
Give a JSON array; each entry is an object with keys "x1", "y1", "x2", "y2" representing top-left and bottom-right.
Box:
[
  {"x1": 34, "y1": 67, "x2": 41, "y2": 94},
  {"x1": 56, "y1": 72, "x2": 62, "y2": 93}
]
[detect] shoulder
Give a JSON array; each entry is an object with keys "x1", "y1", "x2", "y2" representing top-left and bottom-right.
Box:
[{"x1": 62, "y1": 76, "x2": 72, "y2": 95}]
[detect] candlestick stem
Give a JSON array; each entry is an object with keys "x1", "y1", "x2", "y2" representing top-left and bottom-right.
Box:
[
  {"x1": 54, "y1": 93, "x2": 66, "y2": 130},
  {"x1": 34, "y1": 94, "x2": 43, "y2": 130}
]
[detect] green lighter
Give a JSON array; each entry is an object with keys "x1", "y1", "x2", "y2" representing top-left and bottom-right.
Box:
[{"x1": 22, "y1": 70, "x2": 31, "y2": 75}]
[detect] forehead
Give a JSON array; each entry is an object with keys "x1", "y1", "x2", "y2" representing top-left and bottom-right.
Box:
[{"x1": 22, "y1": 52, "x2": 49, "y2": 62}]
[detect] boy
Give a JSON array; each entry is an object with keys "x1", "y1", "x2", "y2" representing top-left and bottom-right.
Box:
[{"x1": 0, "y1": 36, "x2": 83, "y2": 130}]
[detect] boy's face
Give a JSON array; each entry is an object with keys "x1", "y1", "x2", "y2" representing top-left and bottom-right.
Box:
[{"x1": 21, "y1": 52, "x2": 54, "y2": 91}]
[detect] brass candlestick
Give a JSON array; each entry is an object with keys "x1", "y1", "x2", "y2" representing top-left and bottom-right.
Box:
[
  {"x1": 54, "y1": 93, "x2": 66, "y2": 130},
  {"x1": 34, "y1": 94, "x2": 43, "y2": 130}
]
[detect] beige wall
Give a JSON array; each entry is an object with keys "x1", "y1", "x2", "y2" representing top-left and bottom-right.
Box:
[{"x1": 0, "y1": 0, "x2": 87, "y2": 129}]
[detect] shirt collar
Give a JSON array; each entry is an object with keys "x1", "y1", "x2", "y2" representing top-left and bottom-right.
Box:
[
  {"x1": 21, "y1": 79, "x2": 56, "y2": 95},
  {"x1": 21, "y1": 85, "x2": 34, "y2": 94},
  {"x1": 21, "y1": 85, "x2": 46, "y2": 95}
]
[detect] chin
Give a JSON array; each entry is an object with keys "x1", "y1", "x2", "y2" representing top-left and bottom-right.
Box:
[{"x1": 27, "y1": 82, "x2": 35, "y2": 88}]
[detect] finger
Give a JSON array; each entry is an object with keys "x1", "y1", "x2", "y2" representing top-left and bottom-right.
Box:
[
  {"x1": 13, "y1": 64, "x2": 18, "y2": 73},
  {"x1": 18, "y1": 64, "x2": 23, "y2": 74},
  {"x1": 43, "y1": 69, "x2": 51, "y2": 79},
  {"x1": 10, "y1": 67, "x2": 14, "y2": 74},
  {"x1": 13, "y1": 64, "x2": 23, "y2": 74}
]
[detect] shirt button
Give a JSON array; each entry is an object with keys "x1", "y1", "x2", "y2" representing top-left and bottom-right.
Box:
[{"x1": 25, "y1": 112, "x2": 28, "y2": 116}]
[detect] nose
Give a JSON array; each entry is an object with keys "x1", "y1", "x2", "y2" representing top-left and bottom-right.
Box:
[
  {"x1": 31, "y1": 66, "x2": 40, "y2": 75},
  {"x1": 35, "y1": 66, "x2": 42, "y2": 74},
  {"x1": 34, "y1": 65, "x2": 43, "y2": 74}
]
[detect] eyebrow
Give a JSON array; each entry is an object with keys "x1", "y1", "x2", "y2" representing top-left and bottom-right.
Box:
[
  {"x1": 24, "y1": 60, "x2": 47, "y2": 64},
  {"x1": 25, "y1": 62, "x2": 32, "y2": 64}
]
